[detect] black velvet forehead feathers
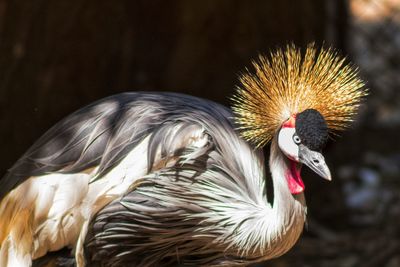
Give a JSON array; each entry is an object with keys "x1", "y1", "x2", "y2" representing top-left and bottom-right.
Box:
[{"x1": 295, "y1": 109, "x2": 328, "y2": 151}]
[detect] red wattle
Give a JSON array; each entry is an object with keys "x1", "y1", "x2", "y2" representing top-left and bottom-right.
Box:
[{"x1": 285, "y1": 161, "x2": 304, "y2": 194}]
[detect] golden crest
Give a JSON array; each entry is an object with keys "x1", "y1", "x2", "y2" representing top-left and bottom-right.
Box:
[{"x1": 232, "y1": 43, "x2": 367, "y2": 147}]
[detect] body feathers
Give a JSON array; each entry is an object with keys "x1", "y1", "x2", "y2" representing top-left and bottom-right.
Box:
[{"x1": 0, "y1": 92, "x2": 306, "y2": 266}]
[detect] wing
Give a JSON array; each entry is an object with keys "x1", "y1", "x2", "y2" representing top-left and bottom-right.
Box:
[
  {"x1": 0, "y1": 92, "x2": 234, "y2": 200},
  {"x1": 83, "y1": 116, "x2": 268, "y2": 266}
]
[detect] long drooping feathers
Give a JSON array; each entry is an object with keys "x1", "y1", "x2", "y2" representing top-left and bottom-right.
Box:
[{"x1": 232, "y1": 43, "x2": 367, "y2": 147}]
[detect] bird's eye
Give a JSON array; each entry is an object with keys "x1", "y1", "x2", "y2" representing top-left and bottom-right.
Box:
[{"x1": 293, "y1": 134, "x2": 301, "y2": 145}]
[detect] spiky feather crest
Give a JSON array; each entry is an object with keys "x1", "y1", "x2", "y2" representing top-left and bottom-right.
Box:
[{"x1": 232, "y1": 43, "x2": 367, "y2": 147}]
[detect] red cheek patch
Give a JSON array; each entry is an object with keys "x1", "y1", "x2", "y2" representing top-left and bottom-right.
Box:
[{"x1": 285, "y1": 160, "x2": 304, "y2": 194}]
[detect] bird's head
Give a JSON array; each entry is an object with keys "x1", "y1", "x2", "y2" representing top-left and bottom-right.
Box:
[
  {"x1": 277, "y1": 109, "x2": 331, "y2": 193},
  {"x1": 232, "y1": 43, "x2": 367, "y2": 194}
]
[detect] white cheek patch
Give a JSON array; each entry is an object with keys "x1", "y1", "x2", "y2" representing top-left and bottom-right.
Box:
[{"x1": 278, "y1": 127, "x2": 299, "y2": 162}]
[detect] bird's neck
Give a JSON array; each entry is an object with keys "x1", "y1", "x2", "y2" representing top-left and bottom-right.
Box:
[{"x1": 266, "y1": 137, "x2": 307, "y2": 257}]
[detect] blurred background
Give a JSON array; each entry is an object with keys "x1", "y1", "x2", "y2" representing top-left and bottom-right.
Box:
[{"x1": 0, "y1": 1, "x2": 399, "y2": 266}]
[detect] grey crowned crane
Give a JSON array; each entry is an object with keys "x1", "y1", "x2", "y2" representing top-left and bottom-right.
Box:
[{"x1": 0, "y1": 44, "x2": 366, "y2": 267}]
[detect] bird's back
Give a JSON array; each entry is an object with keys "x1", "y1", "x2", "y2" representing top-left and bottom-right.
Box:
[{"x1": 0, "y1": 92, "x2": 234, "y2": 200}]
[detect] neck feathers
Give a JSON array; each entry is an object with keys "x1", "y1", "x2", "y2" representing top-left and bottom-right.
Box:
[
  {"x1": 220, "y1": 136, "x2": 307, "y2": 262},
  {"x1": 264, "y1": 136, "x2": 307, "y2": 259}
]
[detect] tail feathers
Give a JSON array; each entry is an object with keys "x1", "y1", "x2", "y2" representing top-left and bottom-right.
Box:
[{"x1": 0, "y1": 192, "x2": 35, "y2": 267}]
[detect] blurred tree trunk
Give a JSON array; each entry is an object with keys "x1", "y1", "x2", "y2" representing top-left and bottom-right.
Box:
[{"x1": 0, "y1": 0, "x2": 343, "y2": 177}]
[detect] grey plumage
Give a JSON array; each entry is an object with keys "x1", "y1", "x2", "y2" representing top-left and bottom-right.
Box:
[{"x1": 2, "y1": 92, "x2": 306, "y2": 267}]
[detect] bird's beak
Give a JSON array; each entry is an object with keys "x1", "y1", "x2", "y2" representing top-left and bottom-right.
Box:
[{"x1": 298, "y1": 145, "x2": 331, "y2": 181}]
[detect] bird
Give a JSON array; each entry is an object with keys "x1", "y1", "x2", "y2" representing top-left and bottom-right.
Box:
[{"x1": 0, "y1": 44, "x2": 366, "y2": 267}]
